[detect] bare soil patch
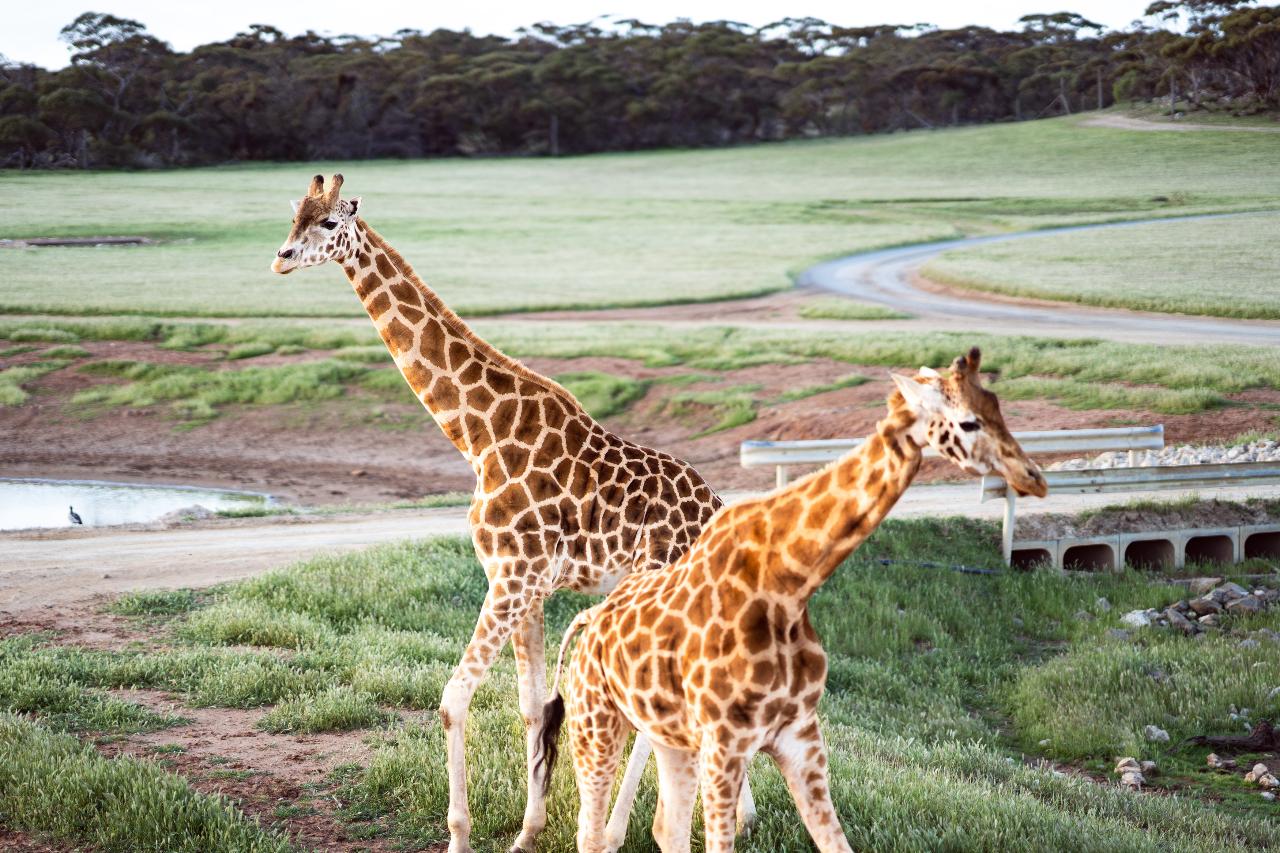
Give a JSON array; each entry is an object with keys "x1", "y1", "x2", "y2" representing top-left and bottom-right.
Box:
[
  {"x1": 1016, "y1": 498, "x2": 1280, "y2": 540},
  {"x1": 6, "y1": 337, "x2": 1280, "y2": 505}
]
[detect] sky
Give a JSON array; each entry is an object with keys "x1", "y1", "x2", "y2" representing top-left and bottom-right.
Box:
[{"x1": 5, "y1": 1, "x2": 1160, "y2": 70}]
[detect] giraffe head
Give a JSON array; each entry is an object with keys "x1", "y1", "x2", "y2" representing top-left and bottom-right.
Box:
[
  {"x1": 271, "y1": 174, "x2": 362, "y2": 274},
  {"x1": 891, "y1": 347, "x2": 1047, "y2": 497}
]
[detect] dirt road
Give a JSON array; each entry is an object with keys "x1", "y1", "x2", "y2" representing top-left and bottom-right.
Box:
[
  {"x1": 799, "y1": 212, "x2": 1280, "y2": 347},
  {"x1": 9, "y1": 481, "x2": 1280, "y2": 612},
  {"x1": 1082, "y1": 113, "x2": 1280, "y2": 133}
]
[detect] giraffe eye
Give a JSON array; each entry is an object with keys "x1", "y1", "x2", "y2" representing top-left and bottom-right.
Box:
[
  {"x1": 321, "y1": 220, "x2": 338, "y2": 230},
  {"x1": 959, "y1": 420, "x2": 980, "y2": 432}
]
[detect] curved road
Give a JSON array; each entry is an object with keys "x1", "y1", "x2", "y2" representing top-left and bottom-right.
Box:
[{"x1": 799, "y1": 212, "x2": 1280, "y2": 347}]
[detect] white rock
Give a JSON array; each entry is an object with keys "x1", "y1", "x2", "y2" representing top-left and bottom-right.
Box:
[
  {"x1": 1121, "y1": 610, "x2": 1152, "y2": 629},
  {"x1": 1120, "y1": 770, "x2": 1145, "y2": 789},
  {"x1": 1263, "y1": 791, "x2": 1277, "y2": 802},
  {"x1": 1144, "y1": 725, "x2": 1170, "y2": 743},
  {"x1": 1096, "y1": 597, "x2": 1112, "y2": 612}
]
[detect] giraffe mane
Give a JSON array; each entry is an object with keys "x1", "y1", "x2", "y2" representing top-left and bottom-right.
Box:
[{"x1": 360, "y1": 223, "x2": 584, "y2": 413}]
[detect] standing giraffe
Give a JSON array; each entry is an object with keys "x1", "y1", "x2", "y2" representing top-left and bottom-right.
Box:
[
  {"x1": 270, "y1": 175, "x2": 752, "y2": 852},
  {"x1": 536, "y1": 349, "x2": 1048, "y2": 853}
]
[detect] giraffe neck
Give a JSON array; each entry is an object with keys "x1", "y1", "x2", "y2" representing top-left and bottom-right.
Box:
[
  {"x1": 766, "y1": 405, "x2": 923, "y2": 603},
  {"x1": 339, "y1": 222, "x2": 562, "y2": 461}
]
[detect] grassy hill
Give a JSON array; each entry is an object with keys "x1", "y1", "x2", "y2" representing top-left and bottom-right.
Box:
[{"x1": 2, "y1": 114, "x2": 1278, "y2": 319}]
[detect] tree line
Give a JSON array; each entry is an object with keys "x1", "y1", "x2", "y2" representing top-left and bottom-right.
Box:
[{"x1": 0, "y1": 1, "x2": 1276, "y2": 168}]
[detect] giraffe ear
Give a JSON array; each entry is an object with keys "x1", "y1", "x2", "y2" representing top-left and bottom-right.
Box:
[
  {"x1": 917, "y1": 366, "x2": 941, "y2": 379},
  {"x1": 346, "y1": 197, "x2": 362, "y2": 218},
  {"x1": 891, "y1": 373, "x2": 925, "y2": 411}
]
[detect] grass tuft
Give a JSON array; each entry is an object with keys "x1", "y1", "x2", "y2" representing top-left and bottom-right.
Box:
[
  {"x1": 109, "y1": 588, "x2": 200, "y2": 617},
  {"x1": 257, "y1": 685, "x2": 393, "y2": 734},
  {"x1": 798, "y1": 298, "x2": 910, "y2": 321},
  {"x1": 553, "y1": 371, "x2": 650, "y2": 419}
]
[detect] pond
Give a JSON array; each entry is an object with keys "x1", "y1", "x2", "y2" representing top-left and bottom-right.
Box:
[{"x1": 0, "y1": 478, "x2": 272, "y2": 530}]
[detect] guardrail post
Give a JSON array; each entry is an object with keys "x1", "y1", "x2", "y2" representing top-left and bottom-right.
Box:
[
  {"x1": 1129, "y1": 449, "x2": 1137, "y2": 467},
  {"x1": 776, "y1": 465, "x2": 789, "y2": 489},
  {"x1": 1002, "y1": 491, "x2": 1017, "y2": 565}
]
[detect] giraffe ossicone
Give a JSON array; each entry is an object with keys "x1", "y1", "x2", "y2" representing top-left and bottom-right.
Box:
[
  {"x1": 537, "y1": 348, "x2": 1047, "y2": 853},
  {"x1": 271, "y1": 174, "x2": 756, "y2": 853}
]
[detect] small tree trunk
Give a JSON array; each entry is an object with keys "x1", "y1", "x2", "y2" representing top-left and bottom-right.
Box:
[
  {"x1": 1097, "y1": 68, "x2": 1104, "y2": 111},
  {"x1": 549, "y1": 114, "x2": 560, "y2": 157}
]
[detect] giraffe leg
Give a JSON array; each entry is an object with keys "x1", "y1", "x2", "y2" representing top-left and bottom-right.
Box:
[
  {"x1": 509, "y1": 599, "x2": 549, "y2": 853},
  {"x1": 768, "y1": 722, "x2": 852, "y2": 853},
  {"x1": 650, "y1": 743, "x2": 698, "y2": 853},
  {"x1": 736, "y1": 767, "x2": 758, "y2": 833},
  {"x1": 571, "y1": 700, "x2": 630, "y2": 853},
  {"x1": 440, "y1": 583, "x2": 532, "y2": 853},
  {"x1": 699, "y1": 740, "x2": 748, "y2": 853},
  {"x1": 603, "y1": 732, "x2": 651, "y2": 852}
]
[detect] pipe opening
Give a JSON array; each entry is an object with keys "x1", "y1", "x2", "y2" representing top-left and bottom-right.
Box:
[
  {"x1": 1063, "y1": 543, "x2": 1115, "y2": 572},
  {"x1": 1184, "y1": 534, "x2": 1234, "y2": 567},
  {"x1": 1011, "y1": 547, "x2": 1053, "y2": 571},
  {"x1": 1244, "y1": 530, "x2": 1280, "y2": 561},
  {"x1": 1124, "y1": 538, "x2": 1175, "y2": 571}
]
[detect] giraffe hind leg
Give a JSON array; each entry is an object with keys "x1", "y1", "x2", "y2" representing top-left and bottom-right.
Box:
[
  {"x1": 768, "y1": 721, "x2": 852, "y2": 853},
  {"x1": 509, "y1": 599, "x2": 550, "y2": 853}
]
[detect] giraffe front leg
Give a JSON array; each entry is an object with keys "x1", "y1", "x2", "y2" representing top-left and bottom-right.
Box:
[
  {"x1": 699, "y1": 739, "x2": 748, "y2": 853},
  {"x1": 441, "y1": 583, "x2": 532, "y2": 853},
  {"x1": 768, "y1": 721, "x2": 852, "y2": 853},
  {"x1": 651, "y1": 743, "x2": 698, "y2": 853},
  {"x1": 509, "y1": 599, "x2": 549, "y2": 853}
]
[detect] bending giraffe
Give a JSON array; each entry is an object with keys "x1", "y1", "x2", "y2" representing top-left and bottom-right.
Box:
[
  {"x1": 270, "y1": 175, "x2": 753, "y2": 853},
  {"x1": 536, "y1": 348, "x2": 1048, "y2": 853}
]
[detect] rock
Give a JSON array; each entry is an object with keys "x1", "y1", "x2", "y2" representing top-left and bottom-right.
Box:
[
  {"x1": 1239, "y1": 639, "x2": 1261, "y2": 649},
  {"x1": 1121, "y1": 610, "x2": 1153, "y2": 629},
  {"x1": 1011, "y1": 616, "x2": 1024, "y2": 628},
  {"x1": 1212, "y1": 582, "x2": 1250, "y2": 603},
  {"x1": 1188, "y1": 596, "x2": 1222, "y2": 616},
  {"x1": 1120, "y1": 770, "x2": 1145, "y2": 789},
  {"x1": 1144, "y1": 725, "x2": 1170, "y2": 743},
  {"x1": 1106, "y1": 628, "x2": 1132, "y2": 641},
  {"x1": 1038, "y1": 738, "x2": 1051, "y2": 747},
  {"x1": 1246, "y1": 763, "x2": 1271, "y2": 783},
  {"x1": 1226, "y1": 595, "x2": 1263, "y2": 615},
  {"x1": 1267, "y1": 686, "x2": 1280, "y2": 703},
  {"x1": 1264, "y1": 791, "x2": 1277, "y2": 802},
  {"x1": 159, "y1": 505, "x2": 214, "y2": 524},
  {"x1": 1165, "y1": 607, "x2": 1199, "y2": 635},
  {"x1": 1262, "y1": 774, "x2": 1280, "y2": 789},
  {"x1": 1096, "y1": 597, "x2": 1112, "y2": 612},
  {"x1": 1200, "y1": 613, "x2": 1220, "y2": 628},
  {"x1": 1172, "y1": 599, "x2": 1190, "y2": 613},
  {"x1": 1114, "y1": 757, "x2": 1141, "y2": 774},
  {"x1": 1074, "y1": 610, "x2": 1094, "y2": 622},
  {"x1": 1206, "y1": 753, "x2": 1237, "y2": 770},
  {"x1": 350, "y1": 468, "x2": 367, "y2": 477},
  {"x1": 1140, "y1": 760, "x2": 1157, "y2": 775}
]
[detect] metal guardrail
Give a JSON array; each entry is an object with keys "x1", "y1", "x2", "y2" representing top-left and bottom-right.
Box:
[{"x1": 741, "y1": 425, "x2": 1165, "y2": 488}]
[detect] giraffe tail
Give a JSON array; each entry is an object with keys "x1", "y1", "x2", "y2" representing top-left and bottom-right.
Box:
[{"x1": 532, "y1": 607, "x2": 596, "y2": 794}]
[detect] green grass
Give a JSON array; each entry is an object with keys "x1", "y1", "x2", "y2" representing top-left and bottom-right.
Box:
[
  {"x1": 662, "y1": 384, "x2": 762, "y2": 435},
  {"x1": 923, "y1": 212, "x2": 1280, "y2": 319},
  {"x1": 996, "y1": 375, "x2": 1226, "y2": 414},
  {"x1": 109, "y1": 588, "x2": 200, "y2": 616},
  {"x1": 4, "y1": 523, "x2": 1279, "y2": 850},
  {"x1": 42, "y1": 345, "x2": 90, "y2": 358},
  {"x1": 72, "y1": 359, "x2": 372, "y2": 422},
  {"x1": 553, "y1": 371, "x2": 649, "y2": 419},
  {"x1": 770, "y1": 372, "x2": 870, "y2": 404},
  {"x1": 257, "y1": 686, "x2": 393, "y2": 734},
  {"x1": 0, "y1": 360, "x2": 68, "y2": 406},
  {"x1": 798, "y1": 298, "x2": 910, "y2": 321},
  {"x1": 3, "y1": 116, "x2": 1279, "y2": 320},
  {"x1": 0, "y1": 714, "x2": 290, "y2": 852}
]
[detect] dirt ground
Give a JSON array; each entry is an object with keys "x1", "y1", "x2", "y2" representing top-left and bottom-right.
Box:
[
  {"x1": 5, "y1": 336, "x2": 1279, "y2": 508},
  {"x1": 2, "y1": 601, "x2": 438, "y2": 852}
]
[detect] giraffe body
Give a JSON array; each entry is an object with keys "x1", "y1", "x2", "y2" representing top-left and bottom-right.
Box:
[
  {"x1": 539, "y1": 350, "x2": 1047, "y2": 852},
  {"x1": 272, "y1": 175, "x2": 746, "y2": 852}
]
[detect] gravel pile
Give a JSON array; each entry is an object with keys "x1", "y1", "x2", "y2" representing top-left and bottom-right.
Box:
[{"x1": 1049, "y1": 439, "x2": 1280, "y2": 471}]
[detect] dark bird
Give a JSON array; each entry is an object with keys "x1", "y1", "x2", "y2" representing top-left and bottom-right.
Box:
[{"x1": 68, "y1": 506, "x2": 83, "y2": 525}]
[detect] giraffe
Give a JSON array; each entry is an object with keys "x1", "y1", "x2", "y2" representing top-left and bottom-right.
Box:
[
  {"x1": 535, "y1": 348, "x2": 1048, "y2": 853},
  {"x1": 270, "y1": 174, "x2": 753, "y2": 852}
]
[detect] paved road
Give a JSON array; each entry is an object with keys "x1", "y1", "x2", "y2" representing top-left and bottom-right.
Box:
[
  {"x1": 800, "y1": 212, "x2": 1280, "y2": 347},
  {"x1": 9, "y1": 481, "x2": 1280, "y2": 611}
]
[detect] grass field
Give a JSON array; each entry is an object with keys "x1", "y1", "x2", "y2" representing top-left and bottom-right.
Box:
[
  {"x1": 2, "y1": 115, "x2": 1279, "y2": 319},
  {"x1": 923, "y1": 211, "x2": 1280, "y2": 319},
  {"x1": 3, "y1": 522, "x2": 1279, "y2": 851}
]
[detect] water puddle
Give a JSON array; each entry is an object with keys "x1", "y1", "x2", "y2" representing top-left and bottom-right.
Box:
[{"x1": 0, "y1": 478, "x2": 272, "y2": 530}]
